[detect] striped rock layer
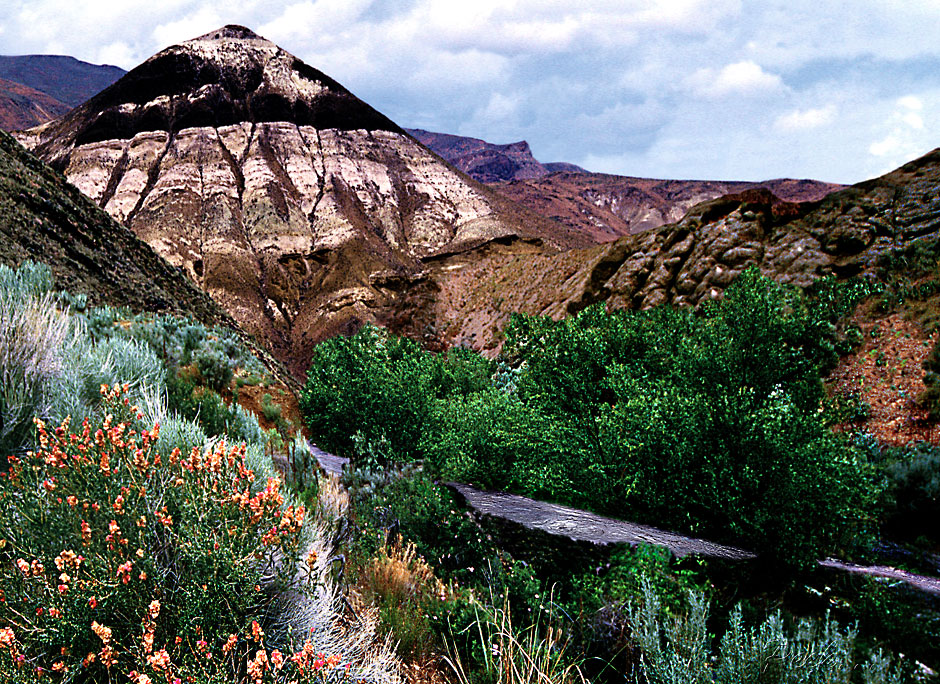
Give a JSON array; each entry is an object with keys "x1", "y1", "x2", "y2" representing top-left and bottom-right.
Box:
[{"x1": 18, "y1": 26, "x2": 576, "y2": 372}]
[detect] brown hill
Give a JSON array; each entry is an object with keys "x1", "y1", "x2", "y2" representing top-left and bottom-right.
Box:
[
  {"x1": 0, "y1": 55, "x2": 125, "y2": 107},
  {"x1": 409, "y1": 150, "x2": 940, "y2": 349},
  {"x1": 0, "y1": 128, "x2": 292, "y2": 387},
  {"x1": 19, "y1": 26, "x2": 582, "y2": 375},
  {"x1": 0, "y1": 77, "x2": 70, "y2": 131},
  {"x1": 405, "y1": 129, "x2": 842, "y2": 241},
  {"x1": 406, "y1": 128, "x2": 584, "y2": 182},
  {"x1": 493, "y1": 172, "x2": 845, "y2": 242}
]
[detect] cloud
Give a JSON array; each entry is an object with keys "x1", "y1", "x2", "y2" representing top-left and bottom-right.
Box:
[
  {"x1": 688, "y1": 61, "x2": 784, "y2": 97},
  {"x1": 774, "y1": 104, "x2": 837, "y2": 132},
  {"x1": 2, "y1": 0, "x2": 940, "y2": 184},
  {"x1": 868, "y1": 94, "x2": 932, "y2": 169}
]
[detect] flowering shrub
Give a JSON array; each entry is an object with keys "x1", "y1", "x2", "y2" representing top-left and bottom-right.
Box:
[{"x1": 0, "y1": 385, "x2": 351, "y2": 683}]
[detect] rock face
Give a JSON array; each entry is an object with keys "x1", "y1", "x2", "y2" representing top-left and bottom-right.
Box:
[
  {"x1": 0, "y1": 78, "x2": 70, "y2": 131},
  {"x1": 494, "y1": 172, "x2": 845, "y2": 242},
  {"x1": 19, "y1": 26, "x2": 578, "y2": 374},
  {"x1": 0, "y1": 129, "x2": 292, "y2": 386},
  {"x1": 406, "y1": 128, "x2": 584, "y2": 182},
  {"x1": 419, "y1": 149, "x2": 940, "y2": 348}
]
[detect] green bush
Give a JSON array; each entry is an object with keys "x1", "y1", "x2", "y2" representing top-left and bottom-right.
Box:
[
  {"x1": 627, "y1": 577, "x2": 905, "y2": 684},
  {"x1": 194, "y1": 346, "x2": 234, "y2": 392},
  {"x1": 0, "y1": 387, "x2": 319, "y2": 682},
  {"x1": 303, "y1": 269, "x2": 877, "y2": 569},
  {"x1": 876, "y1": 442, "x2": 940, "y2": 540},
  {"x1": 301, "y1": 325, "x2": 439, "y2": 463}
]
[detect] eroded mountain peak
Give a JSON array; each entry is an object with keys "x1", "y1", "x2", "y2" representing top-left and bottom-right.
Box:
[{"x1": 18, "y1": 26, "x2": 575, "y2": 374}]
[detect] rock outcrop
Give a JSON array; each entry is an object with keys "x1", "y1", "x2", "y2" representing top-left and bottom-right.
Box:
[
  {"x1": 0, "y1": 129, "x2": 293, "y2": 387},
  {"x1": 494, "y1": 172, "x2": 845, "y2": 242},
  {"x1": 419, "y1": 149, "x2": 940, "y2": 348},
  {"x1": 406, "y1": 128, "x2": 584, "y2": 183},
  {"x1": 19, "y1": 26, "x2": 579, "y2": 374}
]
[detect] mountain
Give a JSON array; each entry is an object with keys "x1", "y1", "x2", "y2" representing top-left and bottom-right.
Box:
[
  {"x1": 18, "y1": 26, "x2": 582, "y2": 374},
  {"x1": 0, "y1": 128, "x2": 291, "y2": 386},
  {"x1": 0, "y1": 55, "x2": 125, "y2": 107},
  {"x1": 0, "y1": 77, "x2": 70, "y2": 130},
  {"x1": 493, "y1": 172, "x2": 845, "y2": 242},
  {"x1": 406, "y1": 128, "x2": 585, "y2": 182},
  {"x1": 412, "y1": 148, "x2": 940, "y2": 348},
  {"x1": 407, "y1": 128, "x2": 842, "y2": 239}
]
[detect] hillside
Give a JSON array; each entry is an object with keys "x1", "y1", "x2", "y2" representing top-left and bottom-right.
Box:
[
  {"x1": 0, "y1": 77, "x2": 70, "y2": 131},
  {"x1": 18, "y1": 26, "x2": 584, "y2": 375},
  {"x1": 0, "y1": 128, "x2": 293, "y2": 387},
  {"x1": 494, "y1": 172, "x2": 845, "y2": 241},
  {"x1": 0, "y1": 54, "x2": 124, "y2": 107},
  {"x1": 409, "y1": 149, "x2": 940, "y2": 352}
]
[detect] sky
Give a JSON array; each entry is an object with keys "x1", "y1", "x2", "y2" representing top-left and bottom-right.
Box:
[{"x1": 2, "y1": 0, "x2": 940, "y2": 184}]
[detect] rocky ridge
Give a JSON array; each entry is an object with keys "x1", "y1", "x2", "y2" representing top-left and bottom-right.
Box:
[
  {"x1": 416, "y1": 150, "x2": 940, "y2": 348},
  {"x1": 0, "y1": 129, "x2": 294, "y2": 388},
  {"x1": 406, "y1": 128, "x2": 584, "y2": 182},
  {"x1": 19, "y1": 26, "x2": 580, "y2": 374},
  {"x1": 494, "y1": 172, "x2": 845, "y2": 242}
]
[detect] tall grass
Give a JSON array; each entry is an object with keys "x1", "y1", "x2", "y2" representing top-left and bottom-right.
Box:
[
  {"x1": 445, "y1": 592, "x2": 586, "y2": 684},
  {"x1": 0, "y1": 262, "x2": 72, "y2": 455}
]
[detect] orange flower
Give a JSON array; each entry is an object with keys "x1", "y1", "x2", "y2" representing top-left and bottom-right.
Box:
[
  {"x1": 222, "y1": 634, "x2": 237, "y2": 655},
  {"x1": 91, "y1": 622, "x2": 112, "y2": 645},
  {"x1": 116, "y1": 561, "x2": 133, "y2": 584}
]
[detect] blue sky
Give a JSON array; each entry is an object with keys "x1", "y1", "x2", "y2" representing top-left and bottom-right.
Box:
[{"x1": 3, "y1": 0, "x2": 939, "y2": 184}]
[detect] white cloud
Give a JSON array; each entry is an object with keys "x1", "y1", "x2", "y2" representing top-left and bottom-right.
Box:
[
  {"x1": 869, "y1": 95, "x2": 933, "y2": 165},
  {"x1": 774, "y1": 105, "x2": 837, "y2": 132},
  {"x1": 152, "y1": 7, "x2": 224, "y2": 48},
  {"x1": 2, "y1": 0, "x2": 940, "y2": 184},
  {"x1": 688, "y1": 61, "x2": 784, "y2": 97}
]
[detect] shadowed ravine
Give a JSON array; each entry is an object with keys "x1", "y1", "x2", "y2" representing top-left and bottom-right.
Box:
[{"x1": 309, "y1": 443, "x2": 940, "y2": 595}]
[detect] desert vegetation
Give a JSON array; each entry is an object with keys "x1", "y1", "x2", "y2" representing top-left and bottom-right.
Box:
[
  {"x1": 301, "y1": 266, "x2": 940, "y2": 682},
  {"x1": 0, "y1": 261, "x2": 399, "y2": 683}
]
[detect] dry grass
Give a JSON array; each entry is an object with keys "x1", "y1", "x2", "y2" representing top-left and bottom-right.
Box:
[
  {"x1": 444, "y1": 594, "x2": 586, "y2": 684},
  {"x1": 355, "y1": 535, "x2": 449, "y2": 665}
]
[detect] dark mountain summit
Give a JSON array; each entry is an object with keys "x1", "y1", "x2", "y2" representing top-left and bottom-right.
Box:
[{"x1": 18, "y1": 26, "x2": 577, "y2": 374}]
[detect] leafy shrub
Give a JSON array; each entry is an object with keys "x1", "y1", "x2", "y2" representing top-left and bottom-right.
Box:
[
  {"x1": 303, "y1": 272, "x2": 878, "y2": 567},
  {"x1": 194, "y1": 346, "x2": 234, "y2": 392},
  {"x1": 877, "y1": 442, "x2": 940, "y2": 540},
  {"x1": 450, "y1": 269, "x2": 876, "y2": 567},
  {"x1": 301, "y1": 325, "x2": 440, "y2": 464},
  {"x1": 0, "y1": 386, "x2": 330, "y2": 682}
]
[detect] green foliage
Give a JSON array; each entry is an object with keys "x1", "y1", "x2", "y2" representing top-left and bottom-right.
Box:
[
  {"x1": 301, "y1": 325, "x2": 494, "y2": 465},
  {"x1": 0, "y1": 388, "x2": 313, "y2": 682},
  {"x1": 627, "y1": 577, "x2": 905, "y2": 684},
  {"x1": 194, "y1": 346, "x2": 235, "y2": 392},
  {"x1": 345, "y1": 467, "x2": 496, "y2": 585},
  {"x1": 874, "y1": 442, "x2": 940, "y2": 541},
  {"x1": 300, "y1": 270, "x2": 877, "y2": 568}
]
